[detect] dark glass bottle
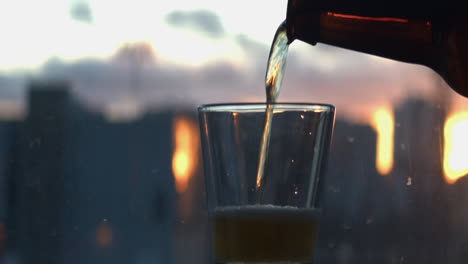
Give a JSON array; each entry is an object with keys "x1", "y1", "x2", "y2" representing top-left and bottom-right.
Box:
[{"x1": 286, "y1": 0, "x2": 468, "y2": 97}]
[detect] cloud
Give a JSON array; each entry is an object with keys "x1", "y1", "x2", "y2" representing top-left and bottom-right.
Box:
[
  {"x1": 235, "y1": 34, "x2": 268, "y2": 64},
  {"x1": 236, "y1": 34, "x2": 267, "y2": 55},
  {"x1": 166, "y1": 10, "x2": 224, "y2": 39},
  {"x1": 70, "y1": 2, "x2": 93, "y2": 24},
  {"x1": 0, "y1": 72, "x2": 28, "y2": 101},
  {"x1": 0, "y1": 41, "x2": 438, "y2": 122}
]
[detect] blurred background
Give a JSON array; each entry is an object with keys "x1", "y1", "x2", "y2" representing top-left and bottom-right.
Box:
[{"x1": 0, "y1": 0, "x2": 468, "y2": 263}]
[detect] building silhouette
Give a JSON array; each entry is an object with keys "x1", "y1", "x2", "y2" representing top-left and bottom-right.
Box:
[
  {"x1": 392, "y1": 97, "x2": 449, "y2": 263},
  {"x1": 314, "y1": 95, "x2": 461, "y2": 264},
  {"x1": 1, "y1": 81, "x2": 179, "y2": 264}
]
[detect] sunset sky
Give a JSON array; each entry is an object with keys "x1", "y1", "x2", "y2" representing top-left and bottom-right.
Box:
[
  {"x1": 0, "y1": 0, "x2": 464, "y2": 122},
  {"x1": 0, "y1": 0, "x2": 286, "y2": 69}
]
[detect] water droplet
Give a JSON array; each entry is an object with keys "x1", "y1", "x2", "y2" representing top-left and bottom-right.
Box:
[
  {"x1": 291, "y1": 159, "x2": 295, "y2": 163},
  {"x1": 308, "y1": 132, "x2": 312, "y2": 136},
  {"x1": 294, "y1": 190, "x2": 298, "y2": 195},
  {"x1": 300, "y1": 114, "x2": 304, "y2": 119},
  {"x1": 347, "y1": 137, "x2": 355, "y2": 143},
  {"x1": 406, "y1": 177, "x2": 412, "y2": 186}
]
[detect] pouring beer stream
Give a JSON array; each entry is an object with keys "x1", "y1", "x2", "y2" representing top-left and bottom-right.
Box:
[{"x1": 256, "y1": 21, "x2": 289, "y2": 203}]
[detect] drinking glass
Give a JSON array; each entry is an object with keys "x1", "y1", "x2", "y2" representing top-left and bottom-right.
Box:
[{"x1": 198, "y1": 103, "x2": 335, "y2": 264}]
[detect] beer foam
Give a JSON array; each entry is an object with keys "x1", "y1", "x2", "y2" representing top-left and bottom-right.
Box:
[{"x1": 213, "y1": 205, "x2": 320, "y2": 219}]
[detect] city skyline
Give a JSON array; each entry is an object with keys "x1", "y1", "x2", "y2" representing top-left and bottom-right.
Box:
[{"x1": 0, "y1": 81, "x2": 466, "y2": 263}]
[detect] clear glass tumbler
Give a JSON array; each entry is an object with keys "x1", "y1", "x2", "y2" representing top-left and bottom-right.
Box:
[{"x1": 198, "y1": 103, "x2": 335, "y2": 264}]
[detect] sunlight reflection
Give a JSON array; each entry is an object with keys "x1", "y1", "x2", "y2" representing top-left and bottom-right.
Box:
[
  {"x1": 372, "y1": 106, "x2": 394, "y2": 175},
  {"x1": 443, "y1": 112, "x2": 468, "y2": 183},
  {"x1": 172, "y1": 116, "x2": 199, "y2": 193}
]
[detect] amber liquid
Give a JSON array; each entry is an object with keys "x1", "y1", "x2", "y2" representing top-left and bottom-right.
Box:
[
  {"x1": 213, "y1": 206, "x2": 320, "y2": 263},
  {"x1": 256, "y1": 21, "x2": 289, "y2": 202}
]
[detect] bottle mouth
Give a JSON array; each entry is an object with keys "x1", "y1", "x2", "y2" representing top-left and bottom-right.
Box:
[{"x1": 285, "y1": 0, "x2": 320, "y2": 46}]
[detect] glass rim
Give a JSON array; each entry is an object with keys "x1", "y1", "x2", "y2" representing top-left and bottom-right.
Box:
[{"x1": 198, "y1": 102, "x2": 335, "y2": 112}]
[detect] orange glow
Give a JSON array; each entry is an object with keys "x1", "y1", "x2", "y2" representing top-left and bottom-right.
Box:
[
  {"x1": 326, "y1": 12, "x2": 409, "y2": 23},
  {"x1": 96, "y1": 220, "x2": 113, "y2": 247},
  {"x1": 443, "y1": 112, "x2": 468, "y2": 184},
  {"x1": 372, "y1": 106, "x2": 394, "y2": 175},
  {"x1": 172, "y1": 116, "x2": 199, "y2": 193}
]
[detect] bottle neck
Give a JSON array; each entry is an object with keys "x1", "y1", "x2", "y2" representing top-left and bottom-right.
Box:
[{"x1": 288, "y1": 11, "x2": 437, "y2": 67}]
